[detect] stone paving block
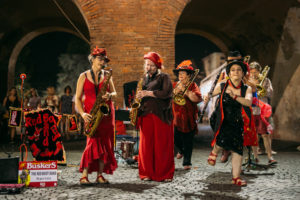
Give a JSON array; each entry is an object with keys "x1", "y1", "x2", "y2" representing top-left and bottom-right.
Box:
[{"x1": 1, "y1": 149, "x2": 300, "y2": 199}]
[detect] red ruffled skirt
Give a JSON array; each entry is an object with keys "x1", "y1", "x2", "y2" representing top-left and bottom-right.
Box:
[{"x1": 79, "y1": 115, "x2": 117, "y2": 174}]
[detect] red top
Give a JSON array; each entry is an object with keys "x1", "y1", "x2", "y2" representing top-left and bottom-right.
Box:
[{"x1": 172, "y1": 82, "x2": 202, "y2": 133}]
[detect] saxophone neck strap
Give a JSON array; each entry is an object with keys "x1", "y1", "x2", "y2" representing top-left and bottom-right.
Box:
[{"x1": 90, "y1": 69, "x2": 102, "y2": 95}]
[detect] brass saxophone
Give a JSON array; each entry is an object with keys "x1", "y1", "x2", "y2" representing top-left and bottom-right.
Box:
[
  {"x1": 84, "y1": 69, "x2": 112, "y2": 137},
  {"x1": 173, "y1": 69, "x2": 199, "y2": 106},
  {"x1": 257, "y1": 65, "x2": 270, "y2": 97},
  {"x1": 129, "y1": 77, "x2": 144, "y2": 126}
]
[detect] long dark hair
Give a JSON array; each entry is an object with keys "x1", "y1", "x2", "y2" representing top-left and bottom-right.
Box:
[{"x1": 7, "y1": 87, "x2": 19, "y2": 98}]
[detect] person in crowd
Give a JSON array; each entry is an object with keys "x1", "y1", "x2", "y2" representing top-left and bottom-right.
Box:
[
  {"x1": 3, "y1": 87, "x2": 21, "y2": 143},
  {"x1": 43, "y1": 86, "x2": 59, "y2": 113},
  {"x1": 60, "y1": 85, "x2": 74, "y2": 140}
]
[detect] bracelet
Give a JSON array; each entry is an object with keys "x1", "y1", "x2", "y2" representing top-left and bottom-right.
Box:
[{"x1": 234, "y1": 95, "x2": 238, "y2": 100}]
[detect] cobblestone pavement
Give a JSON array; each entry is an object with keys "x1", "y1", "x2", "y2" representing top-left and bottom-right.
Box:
[{"x1": 1, "y1": 142, "x2": 300, "y2": 200}]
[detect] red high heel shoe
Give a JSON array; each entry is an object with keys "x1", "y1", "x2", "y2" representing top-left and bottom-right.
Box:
[
  {"x1": 232, "y1": 177, "x2": 247, "y2": 186},
  {"x1": 96, "y1": 175, "x2": 109, "y2": 184},
  {"x1": 207, "y1": 152, "x2": 217, "y2": 166},
  {"x1": 80, "y1": 177, "x2": 92, "y2": 186}
]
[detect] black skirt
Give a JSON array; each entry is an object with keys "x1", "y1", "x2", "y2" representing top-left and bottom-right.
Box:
[{"x1": 216, "y1": 93, "x2": 244, "y2": 155}]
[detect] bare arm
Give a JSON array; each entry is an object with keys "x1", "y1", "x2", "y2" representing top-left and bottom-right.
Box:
[
  {"x1": 211, "y1": 82, "x2": 222, "y2": 97},
  {"x1": 186, "y1": 83, "x2": 202, "y2": 103},
  {"x1": 227, "y1": 86, "x2": 253, "y2": 107},
  {"x1": 108, "y1": 77, "x2": 117, "y2": 98},
  {"x1": 75, "y1": 73, "x2": 92, "y2": 122},
  {"x1": 2, "y1": 97, "x2": 7, "y2": 107},
  {"x1": 186, "y1": 91, "x2": 202, "y2": 103}
]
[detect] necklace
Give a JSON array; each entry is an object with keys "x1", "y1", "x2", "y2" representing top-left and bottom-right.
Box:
[{"x1": 229, "y1": 79, "x2": 242, "y2": 89}]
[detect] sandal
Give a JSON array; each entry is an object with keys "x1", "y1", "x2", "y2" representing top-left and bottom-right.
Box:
[
  {"x1": 96, "y1": 175, "x2": 109, "y2": 184},
  {"x1": 232, "y1": 177, "x2": 247, "y2": 186},
  {"x1": 220, "y1": 150, "x2": 231, "y2": 163},
  {"x1": 141, "y1": 177, "x2": 151, "y2": 181},
  {"x1": 163, "y1": 179, "x2": 172, "y2": 182},
  {"x1": 80, "y1": 177, "x2": 92, "y2": 185},
  {"x1": 268, "y1": 159, "x2": 277, "y2": 165},
  {"x1": 183, "y1": 165, "x2": 191, "y2": 170},
  {"x1": 176, "y1": 153, "x2": 183, "y2": 159},
  {"x1": 207, "y1": 151, "x2": 217, "y2": 166}
]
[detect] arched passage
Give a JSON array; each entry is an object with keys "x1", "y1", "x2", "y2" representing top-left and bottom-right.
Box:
[
  {"x1": 7, "y1": 27, "x2": 84, "y2": 89},
  {"x1": 0, "y1": 0, "x2": 90, "y2": 100}
]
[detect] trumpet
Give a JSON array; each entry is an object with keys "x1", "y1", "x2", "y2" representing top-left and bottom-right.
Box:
[
  {"x1": 173, "y1": 69, "x2": 199, "y2": 106},
  {"x1": 256, "y1": 66, "x2": 270, "y2": 97}
]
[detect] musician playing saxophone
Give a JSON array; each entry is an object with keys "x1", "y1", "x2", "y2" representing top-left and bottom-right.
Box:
[
  {"x1": 135, "y1": 52, "x2": 174, "y2": 182},
  {"x1": 75, "y1": 46, "x2": 117, "y2": 185},
  {"x1": 172, "y1": 60, "x2": 202, "y2": 170}
]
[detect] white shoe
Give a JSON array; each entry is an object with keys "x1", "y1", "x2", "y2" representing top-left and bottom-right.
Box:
[{"x1": 271, "y1": 151, "x2": 277, "y2": 155}]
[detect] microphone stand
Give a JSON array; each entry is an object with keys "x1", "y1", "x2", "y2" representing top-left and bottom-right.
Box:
[{"x1": 19, "y1": 74, "x2": 27, "y2": 161}]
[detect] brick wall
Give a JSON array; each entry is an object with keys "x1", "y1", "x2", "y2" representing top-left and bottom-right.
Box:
[{"x1": 77, "y1": 0, "x2": 190, "y2": 106}]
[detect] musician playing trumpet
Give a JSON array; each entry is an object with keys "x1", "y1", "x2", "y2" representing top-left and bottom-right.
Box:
[
  {"x1": 248, "y1": 62, "x2": 277, "y2": 165},
  {"x1": 172, "y1": 60, "x2": 202, "y2": 170},
  {"x1": 75, "y1": 46, "x2": 117, "y2": 185}
]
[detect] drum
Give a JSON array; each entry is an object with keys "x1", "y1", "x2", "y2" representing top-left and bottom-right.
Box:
[{"x1": 120, "y1": 141, "x2": 135, "y2": 159}]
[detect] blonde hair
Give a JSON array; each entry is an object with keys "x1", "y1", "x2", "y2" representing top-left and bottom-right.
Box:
[
  {"x1": 143, "y1": 60, "x2": 162, "y2": 74},
  {"x1": 249, "y1": 61, "x2": 262, "y2": 72}
]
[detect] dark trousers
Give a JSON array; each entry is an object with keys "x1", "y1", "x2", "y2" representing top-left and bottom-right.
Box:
[{"x1": 174, "y1": 127, "x2": 195, "y2": 166}]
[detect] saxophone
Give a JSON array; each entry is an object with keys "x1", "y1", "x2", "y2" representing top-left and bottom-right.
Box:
[
  {"x1": 84, "y1": 69, "x2": 112, "y2": 137},
  {"x1": 129, "y1": 77, "x2": 144, "y2": 126},
  {"x1": 257, "y1": 65, "x2": 270, "y2": 97},
  {"x1": 173, "y1": 69, "x2": 199, "y2": 106}
]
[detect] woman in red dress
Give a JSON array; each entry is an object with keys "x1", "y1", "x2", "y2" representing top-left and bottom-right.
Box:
[
  {"x1": 136, "y1": 52, "x2": 174, "y2": 182},
  {"x1": 75, "y1": 46, "x2": 117, "y2": 185}
]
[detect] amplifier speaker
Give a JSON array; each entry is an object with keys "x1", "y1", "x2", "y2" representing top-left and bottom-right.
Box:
[{"x1": 0, "y1": 157, "x2": 19, "y2": 183}]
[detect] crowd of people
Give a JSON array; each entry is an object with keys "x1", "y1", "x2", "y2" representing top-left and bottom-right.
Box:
[
  {"x1": 1, "y1": 84, "x2": 76, "y2": 144},
  {"x1": 1, "y1": 46, "x2": 277, "y2": 187}
]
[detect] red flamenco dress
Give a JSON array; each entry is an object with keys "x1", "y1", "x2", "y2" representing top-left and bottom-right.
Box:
[{"x1": 79, "y1": 77, "x2": 117, "y2": 174}]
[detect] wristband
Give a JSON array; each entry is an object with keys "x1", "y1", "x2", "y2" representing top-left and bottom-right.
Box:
[{"x1": 234, "y1": 95, "x2": 238, "y2": 100}]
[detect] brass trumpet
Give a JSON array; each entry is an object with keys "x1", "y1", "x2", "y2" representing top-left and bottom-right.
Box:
[
  {"x1": 173, "y1": 69, "x2": 199, "y2": 106},
  {"x1": 256, "y1": 65, "x2": 270, "y2": 97}
]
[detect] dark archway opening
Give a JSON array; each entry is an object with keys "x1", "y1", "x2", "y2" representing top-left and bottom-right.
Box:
[
  {"x1": 15, "y1": 32, "x2": 90, "y2": 95},
  {"x1": 175, "y1": 33, "x2": 221, "y2": 82}
]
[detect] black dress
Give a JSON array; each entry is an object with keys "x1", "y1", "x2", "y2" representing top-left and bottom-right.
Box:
[{"x1": 216, "y1": 93, "x2": 244, "y2": 155}]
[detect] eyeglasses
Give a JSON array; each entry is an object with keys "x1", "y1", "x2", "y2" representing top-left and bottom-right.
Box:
[{"x1": 95, "y1": 56, "x2": 105, "y2": 61}]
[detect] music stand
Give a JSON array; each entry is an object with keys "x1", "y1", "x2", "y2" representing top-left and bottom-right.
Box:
[{"x1": 242, "y1": 146, "x2": 274, "y2": 175}]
